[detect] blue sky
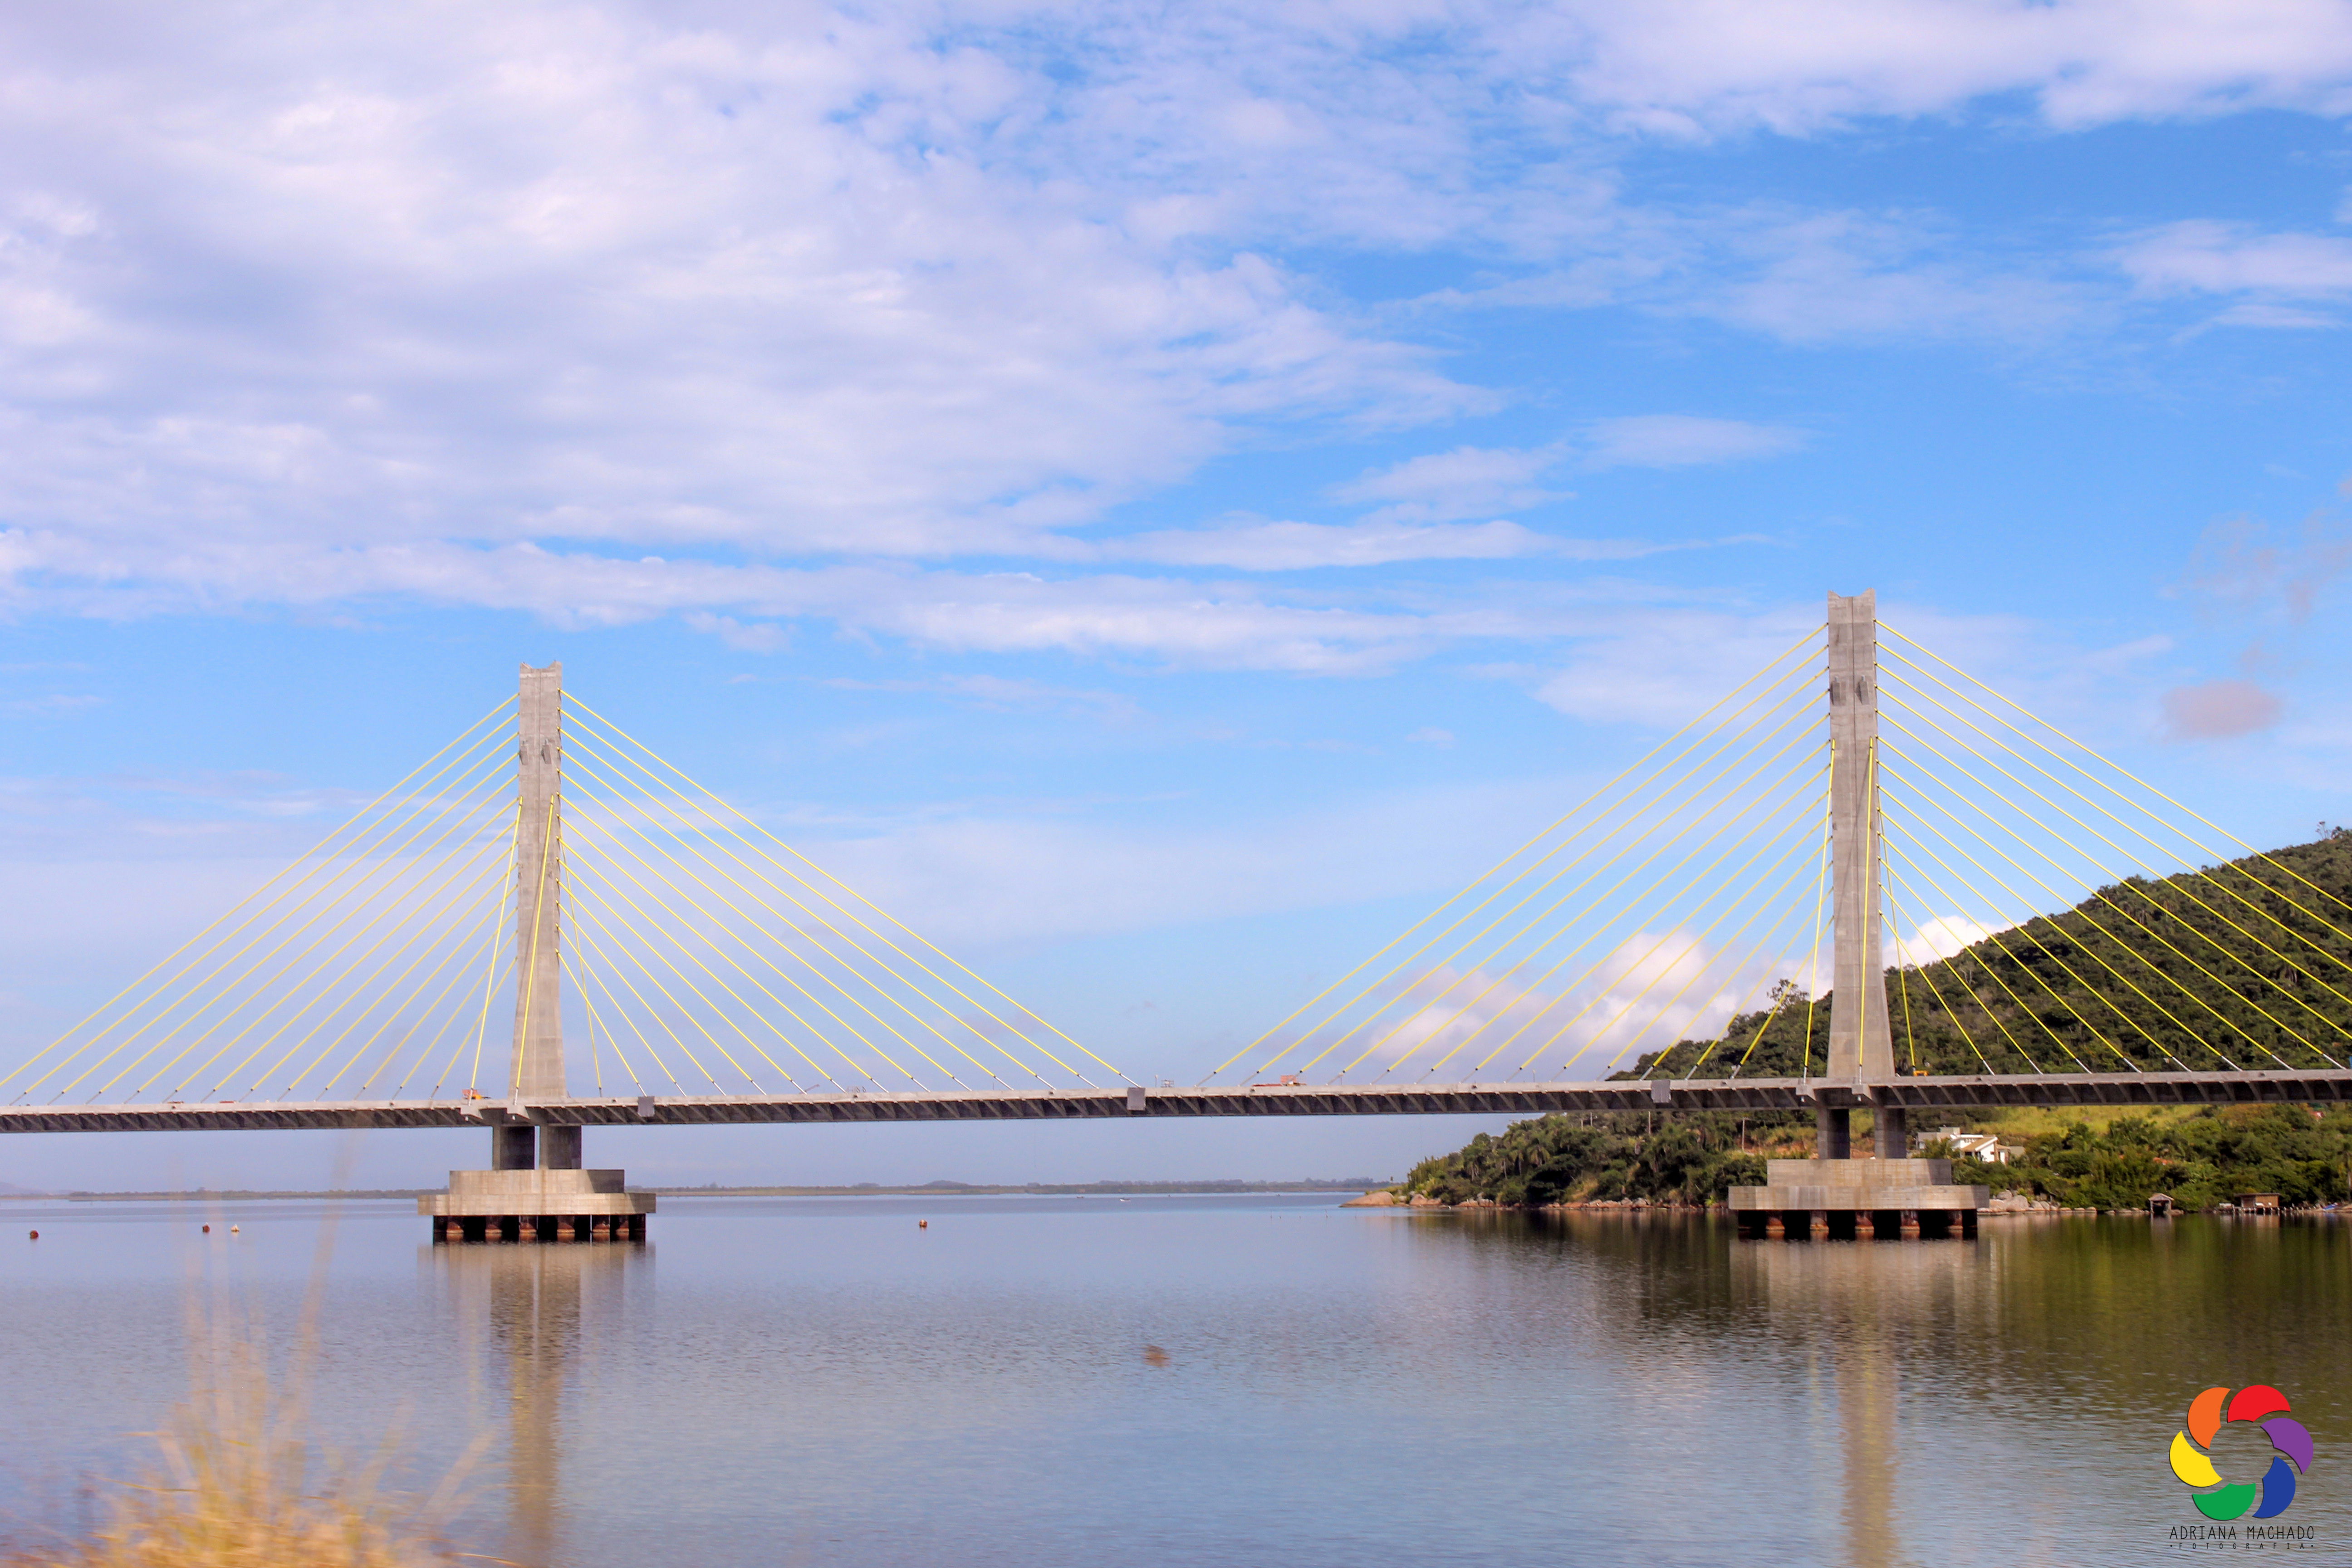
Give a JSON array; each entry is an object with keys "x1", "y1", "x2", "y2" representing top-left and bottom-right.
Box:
[{"x1": 6, "y1": 0, "x2": 2352, "y2": 1189}]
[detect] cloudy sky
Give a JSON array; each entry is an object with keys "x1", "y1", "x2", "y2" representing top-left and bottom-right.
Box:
[{"x1": 6, "y1": 0, "x2": 2352, "y2": 1188}]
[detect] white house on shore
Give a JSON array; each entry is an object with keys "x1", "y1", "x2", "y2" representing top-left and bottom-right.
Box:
[{"x1": 1913, "y1": 1127, "x2": 2017, "y2": 1164}]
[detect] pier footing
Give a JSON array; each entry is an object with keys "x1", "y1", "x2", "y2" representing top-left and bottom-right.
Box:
[
  {"x1": 421, "y1": 1167, "x2": 655, "y2": 1243},
  {"x1": 1729, "y1": 1158, "x2": 1985, "y2": 1241}
]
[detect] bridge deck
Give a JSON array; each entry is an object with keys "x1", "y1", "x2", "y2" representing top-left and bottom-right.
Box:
[{"x1": 5, "y1": 1068, "x2": 2351, "y2": 1133}]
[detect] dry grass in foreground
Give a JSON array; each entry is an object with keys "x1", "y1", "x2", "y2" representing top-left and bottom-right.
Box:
[{"x1": 10, "y1": 1262, "x2": 488, "y2": 1567}]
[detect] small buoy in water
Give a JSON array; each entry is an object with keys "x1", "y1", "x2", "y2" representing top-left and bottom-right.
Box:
[
  {"x1": 918, "y1": 1220, "x2": 927, "y2": 1229},
  {"x1": 27, "y1": 1230, "x2": 35, "y2": 1240},
  {"x1": 202, "y1": 1224, "x2": 211, "y2": 1234}
]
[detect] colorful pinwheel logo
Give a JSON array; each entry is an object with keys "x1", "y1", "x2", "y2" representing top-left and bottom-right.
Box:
[{"x1": 2169, "y1": 1385, "x2": 2314, "y2": 1521}]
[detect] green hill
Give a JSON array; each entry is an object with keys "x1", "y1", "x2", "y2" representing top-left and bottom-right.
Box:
[{"x1": 1637, "y1": 830, "x2": 2352, "y2": 1079}]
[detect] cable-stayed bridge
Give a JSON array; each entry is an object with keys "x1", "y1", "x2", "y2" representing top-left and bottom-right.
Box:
[{"x1": 9, "y1": 590, "x2": 2352, "y2": 1164}]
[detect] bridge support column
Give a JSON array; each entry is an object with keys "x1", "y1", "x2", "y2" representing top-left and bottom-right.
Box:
[
  {"x1": 492, "y1": 1122, "x2": 536, "y2": 1170},
  {"x1": 1875, "y1": 1104, "x2": 1907, "y2": 1161},
  {"x1": 1816, "y1": 1105, "x2": 1850, "y2": 1159}
]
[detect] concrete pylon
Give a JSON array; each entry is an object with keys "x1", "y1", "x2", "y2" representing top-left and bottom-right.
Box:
[
  {"x1": 500, "y1": 662, "x2": 577, "y2": 1171},
  {"x1": 1823, "y1": 593, "x2": 1903, "y2": 1159}
]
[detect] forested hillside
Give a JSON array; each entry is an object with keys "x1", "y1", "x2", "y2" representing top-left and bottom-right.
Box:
[{"x1": 1635, "y1": 831, "x2": 2352, "y2": 1078}]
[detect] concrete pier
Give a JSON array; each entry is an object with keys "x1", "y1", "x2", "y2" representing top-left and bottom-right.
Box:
[
  {"x1": 421, "y1": 1168, "x2": 654, "y2": 1242},
  {"x1": 1730, "y1": 1158, "x2": 1987, "y2": 1239}
]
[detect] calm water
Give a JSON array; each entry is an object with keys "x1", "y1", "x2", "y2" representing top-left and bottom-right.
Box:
[{"x1": 0, "y1": 1194, "x2": 2345, "y2": 1567}]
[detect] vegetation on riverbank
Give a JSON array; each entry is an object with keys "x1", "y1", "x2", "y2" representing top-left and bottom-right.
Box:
[
  {"x1": 1398, "y1": 1110, "x2": 1798, "y2": 1206},
  {"x1": 1393, "y1": 1102, "x2": 2352, "y2": 1212},
  {"x1": 1929, "y1": 1103, "x2": 2352, "y2": 1211}
]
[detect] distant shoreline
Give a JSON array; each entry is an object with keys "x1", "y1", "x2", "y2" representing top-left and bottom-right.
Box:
[{"x1": 6, "y1": 1179, "x2": 1391, "y2": 1202}]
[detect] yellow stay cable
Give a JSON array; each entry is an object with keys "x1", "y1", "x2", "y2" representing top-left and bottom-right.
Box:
[
  {"x1": 510, "y1": 793, "x2": 560, "y2": 1099},
  {"x1": 268, "y1": 833, "x2": 517, "y2": 1096},
  {"x1": 566, "y1": 862, "x2": 801, "y2": 1091},
  {"x1": 1284, "y1": 686, "x2": 1828, "y2": 1080},
  {"x1": 1193, "y1": 635, "x2": 1829, "y2": 1080},
  {"x1": 1733, "y1": 800, "x2": 1838, "y2": 1082},
  {"x1": 1218, "y1": 652, "x2": 1827, "y2": 1080},
  {"x1": 1884, "y1": 886, "x2": 1919, "y2": 1075},
  {"x1": 1393, "y1": 735, "x2": 1830, "y2": 1079},
  {"x1": 1801, "y1": 740, "x2": 1836, "y2": 1079},
  {"x1": 331, "y1": 870, "x2": 512, "y2": 1097},
  {"x1": 565, "y1": 950, "x2": 607, "y2": 1098},
  {"x1": 1397, "y1": 742, "x2": 1832, "y2": 1081},
  {"x1": 2, "y1": 697, "x2": 513, "y2": 1100},
  {"x1": 564, "y1": 733, "x2": 978, "y2": 1067},
  {"x1": 1883, "y1": 674, "x2": 2352, "y2": 1029},
  {"x1": 1884, "y1": 656, "x2": 2352, "y2": 997},
  {"x1": 565, "y1": 867, "x2": 815, "y2": 1092},
  {"x1": 1571, "y1": 786, "x2": 1834, "y2": 1077},
  {"x1": 567, "y1": 876, "x2": 769, "y2": 1092},
  {"x1": 1877, "y1": 847, "x2": 2053, "y2": 1074},
  {"x1": 1689, "y1": 842, "x2": 1832, "y2": 1078},
  {"x1": 151, "y1": 769, "x2": 515, "y2": 1104},
  {"x1": 1881, "y1": 755, "x2": 2223, "y2": 1072},
  {"x1": 211, "y1": 791, "x2": 517, "y2": 1098},
  {"x1": 1481, "y1": 774, "x2": 1834, "y2": 1078},
  {"x1": 560, "y1": 905, "x2": 693, "y2": 1094},
  {"x1": 23, "y1": 730, "x2": 512, "y2": 1102},
  {"x1": 1684, "y1": 804, "x2": 1862, "y2": 1086},
  {"x1": 559, "y1": 729, "x2": 1030, "y2": 1086},
  {"x1": 1880, "y1": 727, "x2": 2301, "y2": 1067},
  {"x1": 564, "y1": 808, "x2": 898, "y2": 1088},
  {"x1": 111, "y1": 751, "x2": 515, "y2": 1103},
  {"x1": 1582, "y1": 799, "x2": 1836, "y2": 1079},
  {"x1": 1879, "y1": 818, "x2": 2120, "y2": 1073},
  {"x1": 1505, "y1": 747, "x2": 1834, "y2": 1091},
  {"x1": 1876, "y1": 871, "x2": 2006, "y2": 1076},
  {"x1": 559, "y1": 895, "x2": 640, "y2": 1097},
  {"x1": 562, "y1": 761, "x2": 943, "y2": 1084},
  {"x1": 1882, "y1": 790, "x2": 2163, "y2": 1071},
  {"x1": 1882, "y1": 625, "x2": 2352, "y2": 926},
  {"x1": 1881, "y1": 740, "x2": 2316, "y2": 1069},
  {"x1": 565, "y1": 699, "x2": 1121, "y2": 1087},
  {"x1": 464, "y1": 800, "x2": 525, "y2": 1098}
]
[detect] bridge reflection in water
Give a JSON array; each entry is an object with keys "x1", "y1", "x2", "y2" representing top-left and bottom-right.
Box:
[{"x1": 428, "y1": 1239, "x2": 647, "y2": 1568}]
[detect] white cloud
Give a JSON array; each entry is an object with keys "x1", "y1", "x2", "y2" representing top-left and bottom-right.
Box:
[
  {"x1": 0, "y1": 0, "x2": 2342, "y2": 642},
  {"x1": 1101, "y1": 518, "x2": 1709, "y2": 570},
  {"x1": 1328, "y1": 445, "x2": 1568, "y2": 521},
  {"x1": 1581, "y1": 414, "x2": 1808, "y2": 469},
  {"x1": 1104, "y1": 519, "x2": 1563, "y2": 570},
  {"x1": 2117, "y1": 221, "x2": 2352, "y2": 297},
  {"x1": 1531, "y1": 607, "x2": 1826, "y2": 724},
  {"x1": 1896, "y1": 914, "x2": 1996, "y2": 964},
  {"x1": 1544, "y1": 0, "x2": 2352, "y2": 135}
]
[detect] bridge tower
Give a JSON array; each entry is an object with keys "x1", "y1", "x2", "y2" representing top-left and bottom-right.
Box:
[
  {"x1": 499, "y1": 662, "x2": 575, "y2": 1170},
  {"x1": 1819, "y1": 591, "x2": 1902, "y2": 1161},
  {"x1": 1725, "y1": 591, "x2": 1985, "y2": 1236},
  {"x1": 421, "y1": 662, "x2": 654, "y2": 1242}
]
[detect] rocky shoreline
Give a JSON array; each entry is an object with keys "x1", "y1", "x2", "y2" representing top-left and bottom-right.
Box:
[{"x1": 1339, "y1": 1188, "x2": 2307, "y2": 1217}]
